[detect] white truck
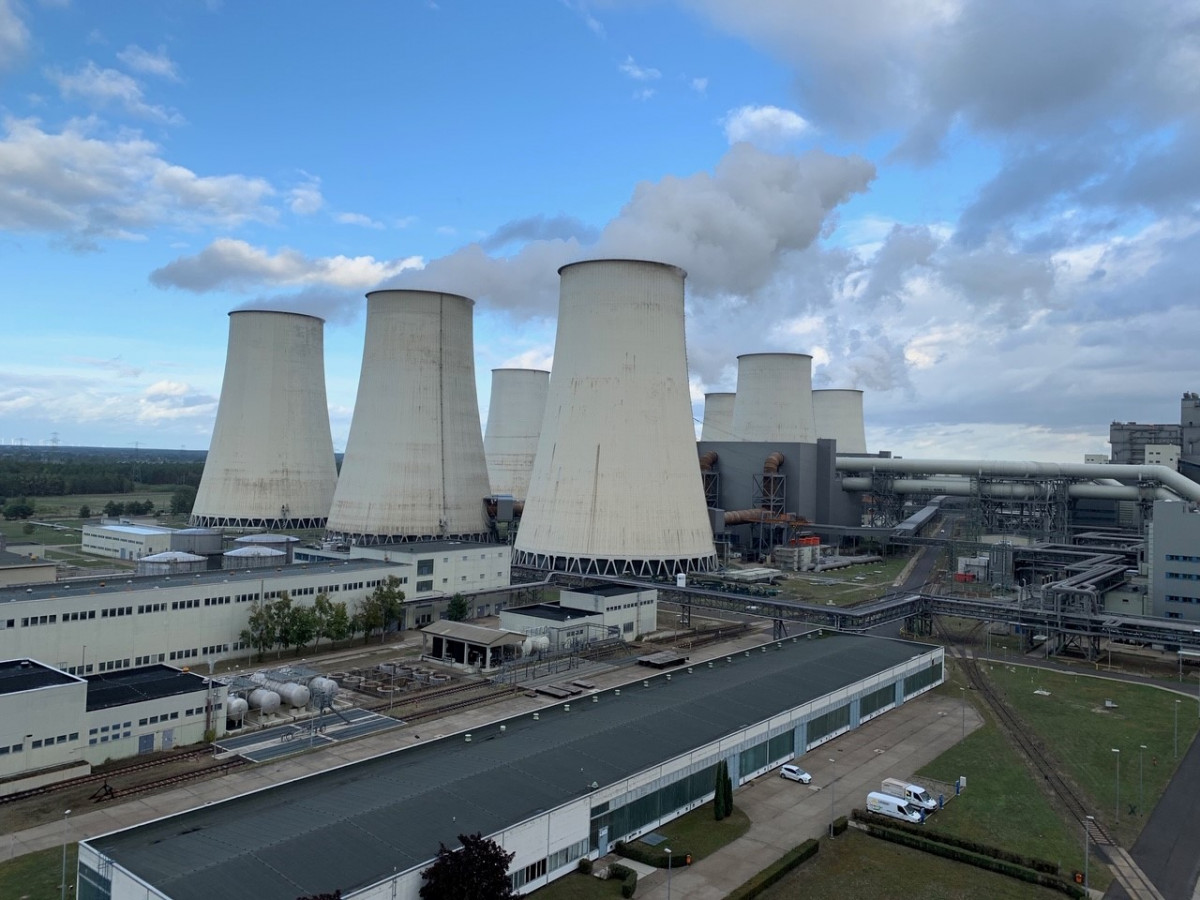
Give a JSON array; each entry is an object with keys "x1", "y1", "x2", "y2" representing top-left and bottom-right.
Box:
[
  {"x1": 881, "y1": 777, "x2": 939, "y2": 812},
  {"x1": 865, "y1": 791, "x2": 924, "y2": 824}
]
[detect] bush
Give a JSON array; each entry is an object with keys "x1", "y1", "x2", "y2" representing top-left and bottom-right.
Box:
[
  {"x1": 613, "y1": 841, "x2": 683, "y2": 869},
  {"x1": 577, "y1": 857, "x2": 593, "y2": 875},
  {"x1": 607, "y1": 863, "x2": 638, "y2": 897},
  {"x1": 832, "y1": 815, "x2": 849, "y2": 836},
  {"x1": 725, "y1": 838, "x2": 820, "y2": 900},
  {"x1": 856, "y1": 820, "x2": 1084, "y2": 898}
]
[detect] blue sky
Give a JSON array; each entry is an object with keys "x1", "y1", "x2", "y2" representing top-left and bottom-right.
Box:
[{"x1": 2, "y1": 0, "x2": 1198, "y2": 461}]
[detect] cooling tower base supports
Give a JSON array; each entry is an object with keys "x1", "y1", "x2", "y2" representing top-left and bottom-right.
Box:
[
  {"x1": 512, "y1": 549, "x2": 717, "y2": 578},
  {"x1": 325, "y1": 530, "x2": 491, "y2": 546},
  {"x1": 190, "y1": 515, "x2": 328, "y2": 530}
]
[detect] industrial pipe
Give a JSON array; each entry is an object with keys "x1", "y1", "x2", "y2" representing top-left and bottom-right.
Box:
[{"x1": 839, "y1": 477, "x2": 1175, "y2": 502}]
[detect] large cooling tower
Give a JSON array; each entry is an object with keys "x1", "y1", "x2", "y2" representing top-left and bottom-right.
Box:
[
  {"x1": 513, "y1": 259, "x2": 717, "y2": 576},
  {"x1": 730, "y1": 353, "x2": 816, "y2": 443},
  {"x1": 484, "y1": 368, "x2": 550, "y2": 500},
  {"x1": 190, "y1": 310, "x2": 338, "y2": 529},
  {"x1": 325, "y1": 290, "x2": 490, "y2": 543},
  {"x1": 813, "y1": 389, "x2": 867, "y2": 453},
  {"x1": 701, "y1": 392, "x2": 736, "y2": 441}
]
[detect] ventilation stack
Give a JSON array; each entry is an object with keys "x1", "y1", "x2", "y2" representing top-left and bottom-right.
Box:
[
  {"x1": 325, "y1": 290, "x2": 490, "y2": 543},
  {"x1": 190, "y1": 310, "x2": 338, "y2": 529},
  {"x1": 484, "y1": 368, "x2": 550, "y2": 501},
  {"x1": 730, "y1": 353, "x2": 816, "y2": 443},
  {"x1": 701, "y1": 392, "x2": 736, "y2": 441},
  {"x1": 513, "y1": 259, "x2": 717, "y2": 576},
  {"x1": 813, "y1": 389, "x2": 867, "y2": 453}
]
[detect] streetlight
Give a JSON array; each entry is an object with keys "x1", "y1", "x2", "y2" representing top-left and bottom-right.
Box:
[
  {"x1": 1112, "y1": 748, "x2": 1120, "y2": 825},
  {"x1": 959, "y1": 687, "x2": 966, "y2": 739},
  {"x1": 1138, "y1": 744, "x2": 1147, "y2": 815},
  {"x1": 665, "y1": 847, "x2": 672, "y2": 900},
  {"x1": 1175, "y1": 700, "x2": 1181, "y2": 759},
  {"x1": 1084, "y1": 814, "x2": 1094, "y2": 892},
  {"x1": 60, "y1": 808, "x2": 71, "y2": 900},
  {"x1": 828, "y1": 758, "x2": 837, "y2": 838}
]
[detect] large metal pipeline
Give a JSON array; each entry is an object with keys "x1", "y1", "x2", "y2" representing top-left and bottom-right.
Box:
[
  {"x1": 839, "y1": 477, "x2": 1175, "y2": 501},
  {"x1": 836, "y1": 457, "x2": 1200, "y2": 502}
]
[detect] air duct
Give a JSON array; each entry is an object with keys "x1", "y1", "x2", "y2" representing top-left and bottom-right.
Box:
[
  {"x1": 191, "y1": 310, "x2": 338, "y2": 530},
  {"x1": 513, "y1": 259, "x2": 717, "y2": 577}
]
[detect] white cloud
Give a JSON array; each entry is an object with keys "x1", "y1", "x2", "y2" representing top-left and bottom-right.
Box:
[
  {"x1": 48, "y1": 62, "x2": 183, "y2": 123},
  {"x1": 690, "y1": 77, "x2": 709, "y2": 95},
  {"x1": 722, "y1": 104, "x2": 811, "y2": 145},
  {"x1": 633, "y1": 88, "x2": 656, "y2": 101},
  {"x1": 0, "y1": 0, "x2": 29, "y2": 71},
  {"x1": 149, "y1": 237, "x2": 424, "y2": 292},
  {"x1": 116, "y1": 45, "x2": 180, "y2": 81},
  {"x1": 288, "y1": 174, "x2": 323, "y2": 215},
  {"x1": 0, "y1": 116, "x2": 276, "y2": 239},
  {"x1": 335, "y1": 211, "x2": 384, "y2": 229},
  {"x1": 618, "y1": 55, "x2": 661, "y2": 81}
]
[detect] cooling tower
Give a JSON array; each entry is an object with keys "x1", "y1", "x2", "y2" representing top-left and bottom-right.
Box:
[
  {"x1": 513, "y1": 259, "x2": 717, "y2": 576},
  {"x1": 701, "y1": 392, "x2": 736, "y2": 441},
  {"x1": 813, "y1": 389, "x2": 867, "y2": 453},
  {"x1": 190, "y1": 310, "x2": 338, "y2": 529},
  {"x1": 484, "y1": 368, "x2": 550, "y2": 500},
  {"x1": 730, "y1": 353, "x2": 816, "y2": 443},
  {"x1": 325, "y1": 290, "x2": 491, "y2": 543}
]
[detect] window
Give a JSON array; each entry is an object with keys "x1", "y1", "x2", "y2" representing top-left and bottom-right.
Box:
[
  {"x1": 417, "y1": 559, "x2": 434, "y2": 576},
  {"x1": 417, "y1": 580, "x2": 433, "y2": 592}
]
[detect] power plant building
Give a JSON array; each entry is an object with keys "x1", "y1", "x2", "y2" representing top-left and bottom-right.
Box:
[
  {"x1": 326, "y1": 291, "x2": 491, "y2": 544},
  {"x1": 812, "y1": 389, "x2": 868, "y2": 454},
  {"x1": 513, "y1": 260, "x2": 717, "y2": 576},
  {"x1": 190, "y1": 310, "x2": 339, "y2": 530},
  {"x1": 730, "y1": 353, "x2": 816, "y2": 443},
  {"x1": 484, "y1": 368, "x2": 550, "y2": 500}
]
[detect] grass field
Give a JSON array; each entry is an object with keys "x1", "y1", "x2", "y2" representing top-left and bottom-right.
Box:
[
  {"x1": 0, "y1": 844, "x2": 76, "y2": 900},
  {"x1": 756, "y1": 829, "x2": 1068, "y2": 900},
  {"x1": 984, "y1": 662, "x2": 1200, "y2": 846},
  {"x1": 773, "y1": 556, "x2": 909, "y2": 607},
  {"x1": 630, "y1": 804, "x2": 751, "y2": 862},
  {"x1": 530, "y1": 870, "x2": 625, "y2": 898}
]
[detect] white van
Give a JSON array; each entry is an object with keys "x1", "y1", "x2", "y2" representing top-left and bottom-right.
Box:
[
  {"x1": 866, "y1": 791, "x2": 924, "y2": 824},
  {"x1": 881, "y1": 777, "x2": 939, "y2": 811}
]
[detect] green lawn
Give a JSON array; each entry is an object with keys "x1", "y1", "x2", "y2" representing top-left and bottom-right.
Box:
[
  {"x1": 634, "y1": 805, "x2": 751, "y2": 862},
  {"x1": 774, "y1": 556, "x2": 911, "y2": 607},
  {"x1": 983, "y1": 662, "x2": 1200, "y2": 846},
  {"x1": 529, "y1": 870, "x2": 625, "y2": 899},
  {"x1": 757, "y1": 829, "x2": 1068, "y2": 900},
  {"x1": 0, "y1": 844, "x2": 77, "y2": 900}
]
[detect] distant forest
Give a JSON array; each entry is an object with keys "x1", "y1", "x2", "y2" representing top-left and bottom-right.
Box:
[{"x1": 0, "y1": 446, "x2": 206, "y2": 497}]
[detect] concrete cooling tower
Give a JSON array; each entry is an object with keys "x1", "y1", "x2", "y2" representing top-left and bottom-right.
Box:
[
  {"x1": 731, "y1": 353, "x2": 816, "y2": 443},
  {"x1": 484, "y1": 368, "x2": 550, "y2": 500},
  {"x1": 701, "y1": 392, "x2": 736, "y2": 441},
  {"x1": 190, "y1": 310, "x2": 338, "y2": 529},
  {"x1": 513, "y1": 259, "x2": 717, "y2": 576},
  {"x1": 325, "y1": 290, "x2": 491, "y2": 543},
  {"x1": 813, "y1": 389, "x2": 867, "y2": 454}
]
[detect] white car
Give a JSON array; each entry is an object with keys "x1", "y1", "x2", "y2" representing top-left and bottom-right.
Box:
[{"x1": 780, "y1": 764, "x2": 812, "y2": 784}]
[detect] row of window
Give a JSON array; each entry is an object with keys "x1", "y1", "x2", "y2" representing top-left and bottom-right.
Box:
[
  {"x1": 135, "y1": 654, "x2": 166, "y2": 666},
  {"x1": 1165, "y1": 595, "x2": 1200, "y2": 604},
  {"x1": 1167, "y1": 572, "x2": 1200, "y2": 581},
  {"x1": 1166, "y1": 554, "x2": 1200, "y2": 563},
  {"x1": 169, "y1": 648, "x2": 200, "y2": 661},
  {"x1": 64, "y1": 610, "x2": 96, "y2": 622},
  {"x1": 90, "y1": 720, "x2": 133, "y2": 735},
  {"x1": 99, "y1": 658, "x2": 131, "y2": 672},
  {"x1": 30, "y1": 732, "x2": 78, "y2": 749},
  {"x1": 20, "y1": 614, "x2": 56, "y2": 627}
]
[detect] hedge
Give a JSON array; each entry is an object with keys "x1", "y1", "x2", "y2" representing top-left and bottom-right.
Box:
[
  {"x1": 856, "y1": 820, "x2": 1085, "y2": 899},
  {"x1": 607, "y1": 862, "x2": 638, "y2": 898},
  {"x1": 832, "y1": 815, "x2": 849, "y2": 837},
  {"x1": 577, "y1": 857, "x2": 593, "y2": 875},
  {"x1": 614, "y1": 840, "x2": 685, "y2": 869},
  {"x1": 724, "y1": 838, "x2": 820, "y2": 900},
  {"x1": 854, "y1": 809, "x2": 1060, "y2": 875}
]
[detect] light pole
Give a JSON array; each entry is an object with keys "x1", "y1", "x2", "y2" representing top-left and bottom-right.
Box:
[
  {"x1": 60, "y1": 808, "x2": 71, "y2": 900},
  {"x1": 1084, "y1": 814, "x2": 1094, "y2": 892},
  {"x1": 1138, "y1": 744, "x2": 1146, "y2": 815},
  {"x1": 828, "y1": 757, "x2": 837, "y2": 838},
  {"x1": 665, "y1": 847, "x2": 672, "y2": 900},
  {"x1": 959, "y1": 687, "x2": 966, "y2": 739},
  {"x1": 1112, "y1": 748, "x2": 1120, "y2": 825},
  {"x1": 1175, "y1": 700, "x2": 1181, "y2": 759}
]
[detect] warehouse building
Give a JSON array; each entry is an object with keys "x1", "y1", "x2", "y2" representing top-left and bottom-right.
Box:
[{"x1": 79, "y1": 632, "x2": 943, "y2": 900}]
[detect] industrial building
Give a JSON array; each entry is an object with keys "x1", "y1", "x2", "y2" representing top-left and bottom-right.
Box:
[
  {"x1": 80, "y1": 524, "x2": 223, "y2": 562},
  {"x1": 0, "y1": 659, "x2": 224, "y2": 797},
  {"x1": 0, "y1": 545, "x2": 55, "y2": 587},
  {"x1": 499, "y1": 583, "x2": 658, "y2": 648},
  {"x1": 78, "y1": 632, "x2": 944, "y2": 900},
  {"x1": 327, "y1": 290, "x2": 492, "y2": 544},
  {"x1": 514, "y1": 259, "x2": 718, "y2": 577},
  {"x1": 1108, "y1": 391, "x2": 1200, "y2": 482},
  {"x1": 483, "y1": 367, "x2": 550, "y2": 501},
  {"x1": 190, "y1": 310, "x2": 339, "y2": 530},
  {"x1": 1149, "y1": 500, "x2": 1200, "y2": 622}
]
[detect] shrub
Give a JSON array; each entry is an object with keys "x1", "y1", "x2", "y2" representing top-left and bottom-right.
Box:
[
  {"x1": 614, "y1": 841, "x2": 686, "y2": 869},
  {"x1": 577, "y1": 857, "x2": 593, "y2": 875},
  {"x1": 832, "y1": 815, "x2": 849, "y2": 836},
  {"x1": 725, "y1": 839, "x2": 820, "y2": 900},
  {"x1": 620, "y1": 869, "x2": 638, "y2": 898}
]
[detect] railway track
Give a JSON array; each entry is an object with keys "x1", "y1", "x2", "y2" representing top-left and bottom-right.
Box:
[
  {"x1": 0, "y1": 747, "x2": 215, "y2": 806},
  {"x1": 102, "y1": 758, "x2": 247, "y2": 801}
]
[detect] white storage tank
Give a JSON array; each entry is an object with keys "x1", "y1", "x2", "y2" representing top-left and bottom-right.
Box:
[
  {"x1": 234, "y1": 533, "x2": 300, "y2": 564},
  {"x1": 250, "y1": 672, "x2": 310, "y2": 708},
  {"x1": 308, "y1": 676, "x2": 339, "y2": 703},
  {"x1": 136, "y1": 551, "x2": 207, "y2": 576},
  {"x1": 225, "y1": 697, "x2": 249, "y2": 723},
  {"x1": 247, "y1": 688, "x2": 281, "y2": 715},
  {"x1": 223, "y1": 546, "x2": 286, "y2": 570}
]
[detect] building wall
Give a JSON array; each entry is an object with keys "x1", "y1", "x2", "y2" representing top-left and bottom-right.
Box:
[
  {"x1": 81, "y1": 525, "x2": 175, "y2": 560},
  {"x1": 1150, "y1": 500, "x2": 1200, "y2": 621},
  {"x1": 350, "y1": 543, "x2": 511, "y2": 597},
  {"x1": 0, "y1": 563, "x2": 406, "y2": 676},
  {"x1": 559, "y1": 587, "x2": 658, "y2": 639},
  {"x1": 84, "y1": 683, "x2": 228, "y2": 763},
  {"x1": 0, "y1": 676, "x2": 86, "y2": 782},
  {"x1": 0, "y1": 562, "x2": 56, "y2": 587}
]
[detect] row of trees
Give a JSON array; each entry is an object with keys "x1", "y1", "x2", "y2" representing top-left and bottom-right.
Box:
[
  {"x1": 239, "y1": 576, "x2": 408, "y2": 661},
  {"x1": 0, "y1": 459, "x2": 204, "y2": 497}
]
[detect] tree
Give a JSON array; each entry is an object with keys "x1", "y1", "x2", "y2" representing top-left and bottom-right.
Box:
[
  {"x1": 357, "y1": 576, "x2": 406, "y2": 643},
  {"x1": 268, "y1": 593, "x2": 294, "y2": 657},
  {"x1": 311, "y1": 593, "x2": 333, "y2": 648},
  {"x1": 420, "y1": 832, "x2": 519, "y2": 900},
  {"x1": 2, "y1": 498, "x2": 34, "y2": 520},
  {"x1": 103, "y1": 500, "x2": 124, "y2": 518},
  {"x1": 21, "y1": 522, "x2": 34, "y2": 535},
  {"x1": 326, "y1": 601, "x2": 351, "y2": 645},
  {"x1": 723, "y1": 761, "x2": 735, "y2": 816},
  {"x1": 170, "y1": 485, "x2": 197, "y2": 516},
  {"x1": 240, "y1": 600, "x2": 275, "y2": 662},
  {"x1": 283, "y1": 605, "x2": 317, "y2": 655},
  {"x1": 78, "y1": 504, "x2": 91, "y2": 519},
  {"x1": 713, "y1": 760, "x2": 728, "y2": 821},
  {"x1": 446, "y1": 593, "x2": 470, "y2": 622}
]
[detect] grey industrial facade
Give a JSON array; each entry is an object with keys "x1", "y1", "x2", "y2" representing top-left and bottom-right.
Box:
[{"x1": 79, "y1": 632, "x2": 943, "y2": 900}]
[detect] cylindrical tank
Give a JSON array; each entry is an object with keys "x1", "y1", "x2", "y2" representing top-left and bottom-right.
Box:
[
  {"x1": 484, "y1": 368, "x2": 550, "y2": 501},
  {"x1": 136, "y1": 551, "x2": 207, "y2": 577},
  {"x1": 307, "y1": 676, "x2": 339, "y2": 703},
  {"x1": 190, "y1": 310, "x2": 338, "y2": 529},
  {"x1": 222, "y1": 546, "x2": 286, "y2": 570},
  {"x1": 247, "y1": 688, "x2": 281, "y2": 715},
  {"x1": 701, "y1": 392, "x2": 736, "y2": 441},
  {"x1": 731, "y1": 353, "x2": 816, "y2": 442},
  {"x1": 170, "y1": 528, "x2": 224, "y2": 556},
  {"x1": 234, "y1": 533, "x2": 299, "y2": 564},
  {"x1": 225, "y1": 697, "x2": 249, "y2": 722},
  {"x1": 812, "y1": 389, "x2": 867, "y2": 453},
  {"x1": 513, "y1": 259, "x2": 718, "y2": 577},
  {"x1": 250, "y1": 672, "x2": 310, "y2": 707},
  {"x1": 326, "y1": 290, "x2": 491, "y2": 542}
]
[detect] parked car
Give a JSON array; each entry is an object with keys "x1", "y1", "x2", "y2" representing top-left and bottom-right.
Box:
[{"x1": 780, "y1": 764, "x2": 812, "y2": 783}]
